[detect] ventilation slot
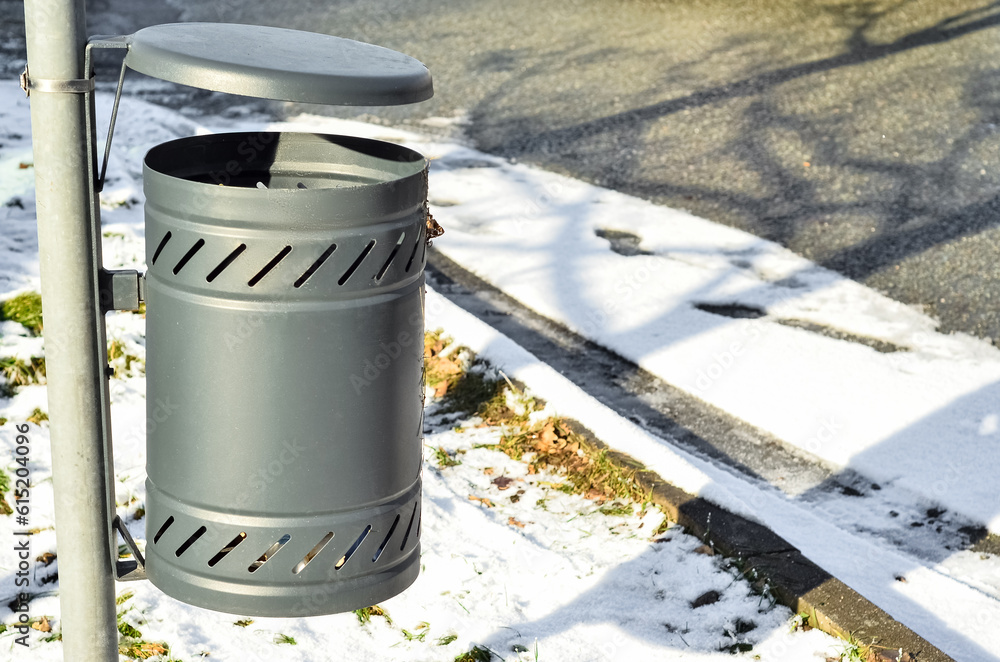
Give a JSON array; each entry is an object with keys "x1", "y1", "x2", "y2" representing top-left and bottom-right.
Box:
[
  {"x1": 293, "y1": 531, "x2": 334, "y2": 574},
  {"x1": 335, "y1": 525, "x2": 372, "y2": 570},
  {"x1": 372, "y1": 515, "x2": 401, "y2": 563},
  {"x1": 151, "y1": 231, "x2": 172, "y2": 266},
  {"x1": 175, "y1": 526, "x2": 207, "y2": 557},
  {"x1": 248, "y1": 246, "x2": 292, "y2": 287},
  {"x1": 248, "y1": 534, "x2": 291, "y2": 573},
  {"x1": 404, "y1": 233, "x2": 421, "y2": 273},
  {"x1": 338, "y1": 240, "x2": 376, "y2": 286},
  {"x1": 375, "y1": 233, "x2": 406, "y2": 281},
  {"x1": 206, "y1": 244, "x2": 247, "y2": 282},
  {"x1": 173, "y1": 238, "x2": 206, "y2": 275},
  {"x1": 294, "y1": 243, "x2": 337, "y2": 288},
  {"x1": 418, "y1": 238, "x2": 427, "y2": 269},
  {"x1": 207, "y1": 532, "x2": 247, "y2": 567},
  {"x1": 400, "y1": 502, "x2": 418, "y2": 552},
  {"x1": 153, "y1": 516, "x2": 174, "y2": 544}
]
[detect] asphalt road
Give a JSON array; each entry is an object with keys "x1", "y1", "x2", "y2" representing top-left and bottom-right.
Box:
[{"x1": 6, "y1": 0, "x2": 1000, "y2": 343}]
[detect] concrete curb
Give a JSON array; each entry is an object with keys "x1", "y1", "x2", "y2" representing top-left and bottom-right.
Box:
[{"x1": 590, "y1": 435, "x2": 955, "y2": 662}]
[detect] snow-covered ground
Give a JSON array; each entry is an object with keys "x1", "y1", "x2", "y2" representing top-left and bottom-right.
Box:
[{"x1": 0, "y1": 77, "x2": 995, "y2": 659}]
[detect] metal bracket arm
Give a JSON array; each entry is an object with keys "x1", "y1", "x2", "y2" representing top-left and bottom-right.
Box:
[{"x1": 113, "y1": 515, "x2": 147, "y2": 582}]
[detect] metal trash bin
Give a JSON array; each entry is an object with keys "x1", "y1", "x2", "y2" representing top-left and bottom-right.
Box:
[{"x1": 141, "y1": 131, "x2": 428, "y2": 616}]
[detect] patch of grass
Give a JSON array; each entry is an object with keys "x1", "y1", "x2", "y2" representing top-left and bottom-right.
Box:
[
  {"x1": 835, "y1": 637, "x2": 867, "y2": 662},
  {"x1": 108, "y1": 338, "x2": 144, "y2": 378},
  {"x1": 598, "y1": 501, "x2": 634, "y2": 517},
  {"x1": 0, "y1": 417, "x2": 6, "y2": 426},
  {"x1": 233, "y1": 619, "x2": 253, "y2": 628},
  {"x1": 274, "y1": 633, "x2": 297, "y2": 645},
  {"x1": 27, "y1": 408, "x2": 48, "y2": 426},
  {"x1": 436, "y1": 634, "x2": 459, "y2": 646},
  {"x1": 118, "y1": 640, "x2": 171, "y2": 659},
  {"x1": 454, "y1": 645, "x2": 493, "y2": 662},
  {"x1": 401, "y1": 622, "x2": 429, "y2": 642},
  {"x1": 118, "y1": 620, "x2": 144, "y2": 639},
  {"x1": 116, "y1": 591, "x2": 174, "y2": 660},
  {"x1": 433, "y1": 445, "x2": 462, "y2": 468},
  {"x1": 426, "y1": 335, "x2": 651, "y2": 508},
  {"x1": 1, "y1": 291, "x2": 43, "y2": 335},
  {"x1": 354, "y1": 605, "x2": 392, "y2": 626},
  {"x1": 0, "y1": 355, "x2": 45, "y2": 390},
  {"x1": 494, "y1": 418, "x2": 648, "y2": 504},
  {"x1": 425, "y1": 330, "x2": 464, "y2": 396},
  {"x1": 0, "y1": 467, "x2": 11, "y2": 515},
  {"x1": 425, "y1": 331, "x2": 535, "y2": 426}
]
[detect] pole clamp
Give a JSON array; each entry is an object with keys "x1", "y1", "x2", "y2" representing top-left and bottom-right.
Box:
[{"x1": 19, "y1": 65, "x2": 95, "y2": 98}]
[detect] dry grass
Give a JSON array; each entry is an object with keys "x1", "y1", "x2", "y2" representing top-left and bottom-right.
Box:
[{"x1": 426, "y1": 330, "x2": 650, "y2": 508}]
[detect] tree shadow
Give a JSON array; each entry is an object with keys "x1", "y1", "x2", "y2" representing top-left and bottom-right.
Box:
[{"x1": 461, "y1": 0, "x2": 1000, "y2": 340}]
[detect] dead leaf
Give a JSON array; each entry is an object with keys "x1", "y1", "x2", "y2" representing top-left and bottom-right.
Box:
[
  {"x1": 690, "y1": 590, "x2": 721, "y2": 609},
  {"x1": 18, "y1": 162, "x2": 32, "y2": 169},
  {"x1": 491, "y1": 476, "x2": 516, "y2": 490},
  {"x1": 584, "y1": 488, "x2": 607, "y2": 502},
  {"x1": 507, "y1": 517, "x2": 527, "y2": 528},
  {"x1": 468, "y1": 495, "x2": 494, "y2": 508},
  {"x1": 136, "y1": 642, "x2": 169, "y2": 657},
  {"x1": 31, "y1": 615, "x2": 51, "y2": 632},
  {"x1": 483, "y1": 467, "x2": 495, "y2": 476},
  {"x1": 537, "y1": 422, "x2": 559, "y2": 452},
  {"x1": 693, "y1": 544, "x2": 715, "y2": 556},
  {"x1": 36, "y1": 551, "x2": 56, "y2": 566}
]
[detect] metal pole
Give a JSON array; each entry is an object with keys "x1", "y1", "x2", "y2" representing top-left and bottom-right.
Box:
[{"x1": 23, "y1": 0, "x2": 119, "y2": 659}]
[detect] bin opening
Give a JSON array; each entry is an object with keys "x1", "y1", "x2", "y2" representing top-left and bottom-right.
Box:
[{"x1": 144, "y1": 132, "x2": 425, "y2": 191}]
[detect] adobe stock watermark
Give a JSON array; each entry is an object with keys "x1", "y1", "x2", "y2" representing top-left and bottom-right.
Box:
[
  {"x1": 509, "y1": 180, "x2": 568, "y2": 236},
  {"x1": 350, "y1": 310, "x2": 424, "y2": 395},
  {"x1": 689, "y1": 320, "x2": 763, "y2": 394},
  {"x1": 742, "y1": 414, "x2": 843, "y2": 512},
  {"x1": 222, "y1": 311, "x2": 265, "y2": 353},
  {"x1": 574, "y1": 257, "x2": 667, "y2": 339},
  {"x1": 172, "y1": 131, "x2": 278, "y2": 224}
]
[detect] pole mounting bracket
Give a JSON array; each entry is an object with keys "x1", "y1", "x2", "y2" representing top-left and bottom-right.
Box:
[
  {"x1": 98, "y1": 269, "x2": 145, "y2": 313},
  {"x1": 19, "y1": 64, "x2": 96, "y2": 97}
]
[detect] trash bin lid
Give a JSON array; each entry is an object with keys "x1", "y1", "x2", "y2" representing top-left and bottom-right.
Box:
[{"x1": 123, "y1": 23, "x2": 432, "y2": 106}]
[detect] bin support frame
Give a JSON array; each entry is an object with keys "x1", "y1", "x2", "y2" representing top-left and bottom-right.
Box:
[{"x1": 21, "y1": 4, "x2": 434, "y2": 654}]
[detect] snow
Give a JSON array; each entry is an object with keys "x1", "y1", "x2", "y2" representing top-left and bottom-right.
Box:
[{"x1": 0, "y1": 76, "x2": 991, "y2": 660}]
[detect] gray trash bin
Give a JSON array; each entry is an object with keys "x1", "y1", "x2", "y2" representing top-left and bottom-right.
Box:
[
  {"x1": 142, "y1": 131, "x2": 429, "y2": 616},
  {"x1": 100, "y1": 22, "x2": 435, "y2": 617}
]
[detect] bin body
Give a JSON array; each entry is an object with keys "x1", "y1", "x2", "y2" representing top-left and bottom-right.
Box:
[{"x1": 142, "y1": 132, "x2": 427, "y2": 616}]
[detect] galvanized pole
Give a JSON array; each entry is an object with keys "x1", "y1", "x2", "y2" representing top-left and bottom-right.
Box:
[{"x1": 23, "y1": 0, "x2": 120, "y2": 659}]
